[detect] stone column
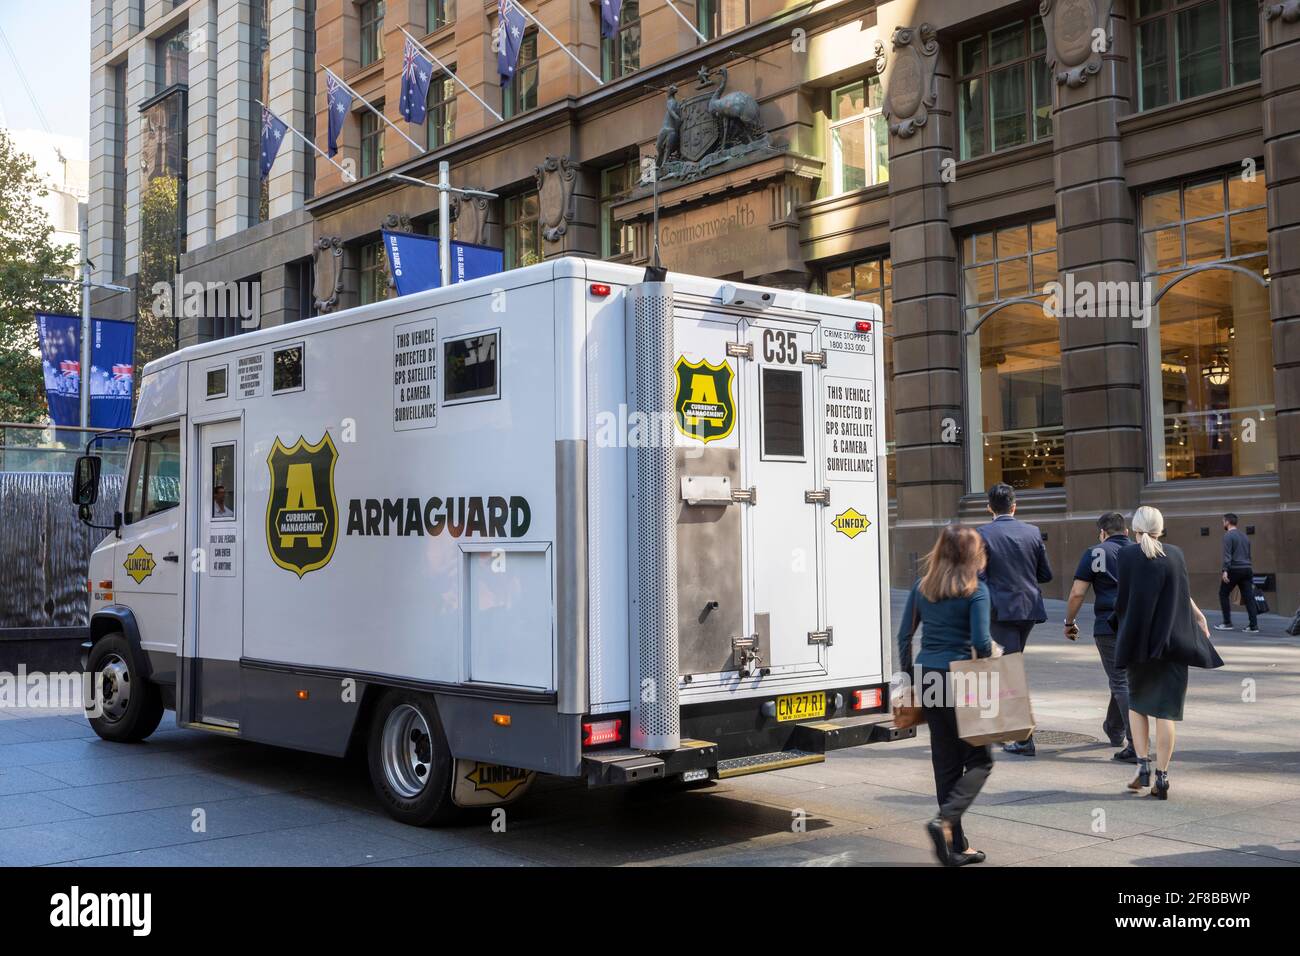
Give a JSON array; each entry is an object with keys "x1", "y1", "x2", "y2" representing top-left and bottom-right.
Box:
[
  {"x1": 215, "y1": 0, "x2": 257, "y2": 240},
  {"x1": 1260, "y1": 0, "x2": 1300, "y2": 603},
  {"x1": 87, "y1": 62, "x2": 114, "y2": 283},
  {"x1": 880, "y1": 24, "x2": 964, "y2": 579},
  {"x1": 1043, "y1": 1, "x2": 1145, "y2": 526},
  {"x1": 268, "y1": 0, "x2": 313, "y2": 218},
  {"x1": 187, "y1": 0, "x2": 220, "y2": 251}
]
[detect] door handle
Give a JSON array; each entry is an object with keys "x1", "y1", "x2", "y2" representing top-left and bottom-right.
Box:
[{"x1": 163, "y1": 553, "x2": 179, "y2": 563}]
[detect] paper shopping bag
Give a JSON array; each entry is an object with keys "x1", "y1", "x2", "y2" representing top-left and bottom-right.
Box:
[{"x1": 950, "y1": 654, "x2": 1036, "y2": 745}]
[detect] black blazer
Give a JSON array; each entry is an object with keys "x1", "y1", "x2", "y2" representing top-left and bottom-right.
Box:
[
  {"x1": 977, "y1": 515, "x2": 1053, "y2": 624},
  {"x1": 1108, "y1": 542, "x2": 1224, "y2": 670}
]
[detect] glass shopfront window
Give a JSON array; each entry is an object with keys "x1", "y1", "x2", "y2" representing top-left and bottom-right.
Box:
[
  {"x1": 963, "y1": 220, "x2": 1063, "y2": 491},
  {"x1": 826, "y1": 255, "x2": 893, "y2": 487},
  {"x1": 1141, "y1": 169, "x2": 1275, "y2": 480}
]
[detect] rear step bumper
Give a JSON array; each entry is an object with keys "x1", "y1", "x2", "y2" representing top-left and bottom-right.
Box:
[{"x1": 581, "y1": 714, "x2": 913, "y2": 787}]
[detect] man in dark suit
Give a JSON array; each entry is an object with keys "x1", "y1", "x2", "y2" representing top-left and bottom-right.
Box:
[{"x1": 977, "y1": 483, "x2": 1053, "y2": 756}]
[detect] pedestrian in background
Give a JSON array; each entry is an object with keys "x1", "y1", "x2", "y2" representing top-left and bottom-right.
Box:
[
  {"x1": 1064, "y1": 512, "x2": 1136, "y2": 763},
  {"x1": 896, "y1": 525, "x2": 996, "y2": 867},
  {"x1": 1110, "y1": 506, "x2": 1222, "y2": 801},
  {"x1": 1217, "y1": 513, "x2": 1260, "y2": 633},
  {"x1": 977, "y1": 483, "x2": 1052, "y2": 756}
]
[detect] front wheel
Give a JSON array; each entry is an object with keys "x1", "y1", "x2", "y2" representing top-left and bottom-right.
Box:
[
  {"x1": 366, "y1": 690, "x2": 462, "y2": 826},
  {"x1": 85, "y1": 634, "x2": 164, "y2": 743}
]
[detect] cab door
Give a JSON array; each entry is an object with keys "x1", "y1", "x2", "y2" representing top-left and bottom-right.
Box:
[
  {"x1": 113, "y1": 425, "x2": 184, "y2": 660},
  {"x1": 741, "y1": 320, "x2": 825, "y2": 672}
]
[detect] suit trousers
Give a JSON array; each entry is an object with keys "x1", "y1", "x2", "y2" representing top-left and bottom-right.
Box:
[
  {"x1": 922, "y1": 668, "x2": 993, "y2": 852},
  {"x1": 1219, "y1": 568, "x2": 1258, "y2": 629},
  {"x1": 990, "y1": 620, "x2": 1035, "y2": 654}
]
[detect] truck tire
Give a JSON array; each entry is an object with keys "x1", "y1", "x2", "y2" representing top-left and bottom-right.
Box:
[
  {"x1": 366, "y1": 690, "x2": 462, "y2": 826},
  {"x1": 85, "y1": 633, "x2": 164, "y2": 743}
]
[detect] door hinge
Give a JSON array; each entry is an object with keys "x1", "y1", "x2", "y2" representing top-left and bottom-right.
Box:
[
  {"x1": 726, "y1": 341, "x2": 753, "y2": 359},
  {"x1": 731, "y1": 486, "x2": 757, "y2": 505},
  {"x1": 802, "y1": 351, "x2": 827, "y2": 367},
  {"x1": 807, "y1": 627, "x2": 834, "y2": 647},
  {"x1": 732, "y1": 634, "x2": 763, "y2": 679},
  {"x1": 804, "y1": 488, "x2": 830, "y2": 505}
]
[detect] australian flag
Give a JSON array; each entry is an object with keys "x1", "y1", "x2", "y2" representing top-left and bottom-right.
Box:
[
  {"x1": 497, "y1": 0, "x2": 527, "y2": 87},
  {"x1": 399, "y1": 37, "x2": 434, "y2": 124},
  {"x1": 259, "y1": 105, "x2": 288, "y2": 179},
  {"x1": 601, "y1": 0, "x2": 622, "y2": 39},
  {"x1": 326, "y1": 72, "x2": 352, "y2": 157}
]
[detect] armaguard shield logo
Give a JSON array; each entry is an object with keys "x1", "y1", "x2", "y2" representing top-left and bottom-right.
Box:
[
  {"x1": 123, "y1": 545, "x2": 156, "y2": 584},
  {"x1": 265, "y1": 433, "x2": 339, "y2": 578},
  {"x1": 674, "y1": 356, "x2": 735, "y2": 443},
  {"x1": 831, "y1": 508, "x2": 872, "y2": 539}
]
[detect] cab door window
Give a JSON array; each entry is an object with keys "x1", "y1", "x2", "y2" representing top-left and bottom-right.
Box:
[{"x1": 123, "y1": 430, "x2": 181, "y2": 524}]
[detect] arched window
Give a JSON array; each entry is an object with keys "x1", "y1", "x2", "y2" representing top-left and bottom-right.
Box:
[
  {"x1": 1141, "y1": 171, "x2": 1274, "y2": 480},
  {"x1": 963, "y1": 220, "x2": 1063, "y2": 491}
]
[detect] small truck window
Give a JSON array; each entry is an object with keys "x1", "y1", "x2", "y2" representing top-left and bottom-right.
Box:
[
  {"x1": 273, "y1": 344, "x2": 304, "y2": 393},
  {"x1": 444, "y1": 332, "x2": 499, "y2": 403},
  {"x1": 761, "y1": 367, "x2": 805, "y2": 459},
  {"x1": 206, "y1": 366, "x2": 228, "y2": 399}
]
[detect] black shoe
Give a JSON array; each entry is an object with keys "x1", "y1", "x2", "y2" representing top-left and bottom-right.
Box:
[
  {"x1": 1112, "y1": 745, "x2": 1138, "y2": 763},
  {"x1": 1128, "y1": 759, "x2": 1151, "y2": 791},
  {"x1": 1150, "y1": 770, "x2": 1170, "y2": 800},
  {"x1": 949, "y1": 849, "x2": 987, "y2": 866},
  {"x1": 925, "y1": 818, "x2": 955, "y2": 867},
  {"x1": 1003, "y1": 739, "x2": 1036, "y2": 757}
]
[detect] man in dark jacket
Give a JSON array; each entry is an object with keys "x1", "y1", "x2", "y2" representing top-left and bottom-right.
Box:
[
  {"x1": 978, "y1": 483, "x2": 1052, "y2": 756},
  {"x1": 1064, "y1": 512, "x2": 1136, "y2": 762},
  {"x1": 1217, "y1": 513, "x2": 1259, "y2": 633}
]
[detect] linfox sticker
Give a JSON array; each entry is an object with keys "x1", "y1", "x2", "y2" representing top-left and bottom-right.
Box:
[
  {"x1": 674, "y1": 355, "x2": 736, "y2": 443},
  {"x1": 831, "y1": 508, "x2": 872, "y2": 539},
  {"x1": 123, "y1": 545, "x2": 157, "y2": 584},
  {"x1": 265, "y1": 433, "x2": 340, "y2": 578},
  {"x1": 465, "y1": 763, "x2": 532, "y2": 798}
]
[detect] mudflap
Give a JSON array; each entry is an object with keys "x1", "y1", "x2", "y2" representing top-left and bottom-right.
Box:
[{"x1": 450, "y1": 759, "x2": 537, "y2": 808}]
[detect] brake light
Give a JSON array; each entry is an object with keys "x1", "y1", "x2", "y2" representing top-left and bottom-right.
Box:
[
  {"x1": 590, "y1": 283, "x2": 612, "y2": 297},
  {"x1": 582, "y1": 718, "x2": 623, "y2": 747},
  {"x1": 855, "y1": 320, "x2": 872, "y2": 332},
  {"x1": 853, "y1": 688, "x2": 883, "y2": 711}
]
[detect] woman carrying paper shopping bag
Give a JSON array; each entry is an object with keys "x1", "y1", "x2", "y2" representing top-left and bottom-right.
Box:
[
  {"x1": 1108, "y1": 507, "x2": 1223, "y2": 800},
  {"x1": 896, "y1": 525, "x2": 998, "y2": 867}
]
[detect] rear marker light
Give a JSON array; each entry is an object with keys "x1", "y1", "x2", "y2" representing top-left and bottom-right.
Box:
[
  {"x1": 855, "y1": 320, "x2": 872, "y2": 332},
  {"x1": 853, "y1": 688, "x2": 883, "y2": 711},
  {"x1": 590, "y1": 283, "x2": 612, "y2": 297},
  {"x1": 582, "y1": 718, "x2": 623, "y2": 747},
  {"x1": 493, "y1": 713, "x2": 512, "y2": 727},
  {"x1": 296, "y1": 690, "x2": 310, "y2": 701}
]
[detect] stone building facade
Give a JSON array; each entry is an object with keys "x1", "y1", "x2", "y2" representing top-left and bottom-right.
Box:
[{"x1": 88, "y1": 0, "x2": 1300, "y2": 611}]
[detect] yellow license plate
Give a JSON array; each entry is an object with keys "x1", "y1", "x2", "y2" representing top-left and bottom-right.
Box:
[{"x1": 775, "y1": 691, "x2": 826, "y2": 722}]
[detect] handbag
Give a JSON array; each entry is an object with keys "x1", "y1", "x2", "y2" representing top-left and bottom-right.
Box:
[{"x1": 891, "y1": 600, "x2": 926, "y2": 729}]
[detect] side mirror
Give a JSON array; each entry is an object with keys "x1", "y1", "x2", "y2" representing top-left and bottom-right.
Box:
[{"x1": 73, "y1": 455, "x2": 102, "y2": 508}]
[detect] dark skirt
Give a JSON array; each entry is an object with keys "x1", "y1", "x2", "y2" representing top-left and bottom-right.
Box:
[{"x1": 1128, "y1": 659, "x2": 1189, "y2": 721}]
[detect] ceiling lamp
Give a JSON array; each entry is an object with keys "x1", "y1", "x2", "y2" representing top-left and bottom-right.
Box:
[{"x1": 1202, "y1": 351, "x2": 1230, "y2": 387}]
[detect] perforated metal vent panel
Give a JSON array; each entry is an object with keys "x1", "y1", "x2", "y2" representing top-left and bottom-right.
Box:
[{"x1": 629, "y1": 284, "x2": 681, "y2": 751}]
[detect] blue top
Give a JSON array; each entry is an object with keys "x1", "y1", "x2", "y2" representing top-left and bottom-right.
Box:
[
  {"x1": 1072, "y1": 534, "x2": 1129, "y2": 637},
  {"x1": 896, "y1": 581, "x2": 993, "y2": 673}
]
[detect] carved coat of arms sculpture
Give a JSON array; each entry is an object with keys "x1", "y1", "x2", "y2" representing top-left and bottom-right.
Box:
[{"x1": 654, "y1": 65, "x2": 771, "y2": 184}]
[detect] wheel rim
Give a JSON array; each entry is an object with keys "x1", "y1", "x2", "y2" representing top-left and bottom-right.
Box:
[
  {"x1": 98, "y1": 653, "x2": 132, "y2": 722},
  {"x1": 380, "y1": 704, "x2": 434, "y2": 799}
]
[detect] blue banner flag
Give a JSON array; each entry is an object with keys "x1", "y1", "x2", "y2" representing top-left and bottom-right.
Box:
[
  {"x1": 497, "y1": 0, "x2": 527, "y2": 87},
  {"x1": 399, "y1": 38, "x2": 434, "y2": 124},
  {"x1": 36, "y1": 313, "x2": 136, "y2": 429},
  {"x1": 601, "y1": 0, "x2": 623, "y2": 39},
  {"x1": 383, "y1": 231, "x2": 504, "y2": 295},
  {"x1": 326, "y1": 72, "x2": 352, "y2": 157},
  {"x1": 260, "y1": 105, "x2": 288, "y2": 179}
]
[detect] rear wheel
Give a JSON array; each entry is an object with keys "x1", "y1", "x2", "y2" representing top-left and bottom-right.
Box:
[
  {"x1": 85, "y1": 633, "x2": 164, "y2": 743},
  {"x1": 366, "y1": 689, "x2": 461, "y2": 826}
]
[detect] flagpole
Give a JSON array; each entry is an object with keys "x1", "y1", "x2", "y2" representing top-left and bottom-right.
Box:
[
  {"x1": 398, "y1": 26, "x2": 504, "y2": 123},
  {"x1": 323, "y1": 65, "x2": 426, "y2": 153},
  {"x1": 510, "y1": 3, "x2": 604, "y2": 86},
  {"x1": 256, "y1": 99, "x2": 356, "y2": 183},
  {"x1": 662, "y1": 0, "x2": 708, "y2": 44}
]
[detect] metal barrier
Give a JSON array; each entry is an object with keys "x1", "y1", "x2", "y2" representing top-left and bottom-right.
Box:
[{"x1": 0, "y1": 423, "x2": 130, "y2": 476}]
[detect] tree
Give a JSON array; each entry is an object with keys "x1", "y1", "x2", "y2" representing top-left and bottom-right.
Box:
[
  {"x1": 0, "y1": 129, "x2": 79, "y2": 422},
  {"x1": 136, "y1": 174, "x2": 182, "y2": 395}
]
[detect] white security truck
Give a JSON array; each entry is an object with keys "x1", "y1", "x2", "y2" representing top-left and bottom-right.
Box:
[{"x1": 71, "y1": 257, "x2": 908, "y2": 825}]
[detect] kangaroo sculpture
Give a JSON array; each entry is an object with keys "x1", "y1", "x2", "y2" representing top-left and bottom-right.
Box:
[{"x1": 706, "y1": 66, "x2": 763, "y2": 151}]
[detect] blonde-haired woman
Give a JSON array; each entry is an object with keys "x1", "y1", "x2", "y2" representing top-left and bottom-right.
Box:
[
  {"x1": 1108, "y1": 506, "x2": 1223, "y2": 799},
  {"x1": 896, "y1": 525, "x2": 995, "y2": 865}
]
